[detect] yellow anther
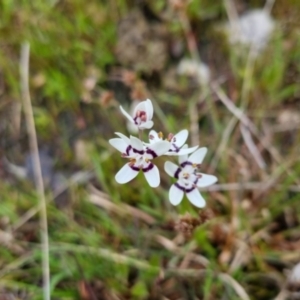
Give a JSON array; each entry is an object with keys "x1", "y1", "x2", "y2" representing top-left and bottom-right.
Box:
[
  {"x1": 183, "y1": 173, "x2": 189, "y2": 179},
  {"x1": 192, "y1": 163, "x2": 197, "y2": 168},
  {"x1": 158, "y1": 132, "x2": 164, "y2": 139}
]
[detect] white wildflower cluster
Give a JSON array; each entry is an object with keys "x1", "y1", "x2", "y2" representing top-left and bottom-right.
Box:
[
  {"x1": 109, "y1": 99, "x2": 217, "y2": 208},
  {"x1": 226, "y1": 9, "x2": 275, "y2": 53}
]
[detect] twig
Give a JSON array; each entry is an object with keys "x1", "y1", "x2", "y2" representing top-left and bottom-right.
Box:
[
  {"x1": 211, "y1": 82, "x2": 256, "y2": 131},
  {"x1": 214, "y1": 0, "x2": 276, "y2": 173},
  {"x1": 264, "y1": 0, "x2": 276, "y2": 15},
  {"x1": 189, "y1": 97, "x2": 200, "y2": 146},
  {"x1": 177, "y1": 5, "x2": 202, "y2": 145},
  {"x1": 219, "y1": 273, "x2": 251, "y2": 300},
  {"x1": 210, "y1": 115, "x2": 236, "y2": 171},
  {"x1": 88, "y1": 185, "x2": 155, "y2": 225},
  {"x1": 223, "y1": 0, "x2": 240, "y2": 36},
  {"x1": 201, "y1": 181, "x2": 300, "y2": 192},
  {"x1": 211, "y1": 82, "x2": 300, "y2": 186},
  {"x1": 20, "y1": 42, "x2": 50, "y2": 300},
  {"x1": 240, "y1": 124, "x2": 266, "y2": 169}
]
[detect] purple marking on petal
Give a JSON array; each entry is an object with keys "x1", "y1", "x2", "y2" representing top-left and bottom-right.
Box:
[
  {"x1": 134, "y1": 111, "x2": 147, "y2": 125},
  {"x1": 146, "y1": 148, "x2": 158, "y2": 158},
  {"x1": 142, "y1": 163, "x2": 154, "y2": 172},
  {"x1": 170, "y1": 143, "x2": 180, "y2": 153},
  {"x1": 180, "y1": 161, "x2": 193, "y2": 168},
  {"x1": 175, "y1": 182, "x2": 195, "y2": 193},
  {"x1": 133, "y1": 148, "x2": 144, "y2": 155},
  {"x1": 175, "y1": 182, "x2": 185, "y2": 192},
  {"x1": 174, "y1": 167, "x2": 181, "y2": 179},
  {"x1": 126, "y1": 145, "x2": 132, "y2": 156},
  {"x1": 130, "y1": 165, "x2": 141, "y2": 172},
  {"x1": 185, "y1": 186, "x2": 195, "y2": 193}
]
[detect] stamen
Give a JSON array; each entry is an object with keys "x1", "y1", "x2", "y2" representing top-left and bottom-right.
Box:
[
  {"x1": 149, "y1": 134, "x2": 154, "y2": 140},
  {"x1": 158, "y1": 132, "x2": 164, "y2": 139},
  {"x1": 136, "y1": 110, "x2": 146, "y2": 121},
  {"x1": 140, "y1": 113, "x2": 147, "y2": 122},
  {"x1": 183, "y1": 173, "x2": 189, "y2": 179},
  {"x1": 167, "y1": 133, "x2": 174, "y2": 141},
  {"x1": 145, "y1": 158, "x2": 150, "y2": 163},
  {"x1": 128, "y1": 158, "x2": 136, "y2": 166},
  {"x1": 192, "y1": 163, "x2": 197, "y2": 168}
]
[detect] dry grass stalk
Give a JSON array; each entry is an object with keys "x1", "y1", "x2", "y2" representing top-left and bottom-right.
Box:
[
  {"x1": 88, "y1": 185, "x2": 155, "y2": 225},
  {"x1": 20, "y1": 42, "x2": 50, "y2": 300}
]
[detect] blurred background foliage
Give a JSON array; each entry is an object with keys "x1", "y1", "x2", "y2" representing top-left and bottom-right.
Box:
[{"x1": 1, "y1": 0, "x2": 300, "y2": 299}]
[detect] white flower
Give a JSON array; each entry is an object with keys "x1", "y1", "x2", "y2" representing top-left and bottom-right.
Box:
[
  {"x1": 164, "y1": 148, "x2": 217, "y2": 208},
  {"x1": 289, "y1": 262, "x2": 300, "y2": 284},
  {"x1": 126, "y1": 100, "x2": 139, "y2": 134},
  {"x1": 148, "y1": 129, "x2": 198, "y2": 156},
  {"x1": 177, "y1": 59, "x2": 210, "y2": 85},
  {"x1": 120, "y1": 99, "x2": 154, "y2": 131},
  {"x1": 226, "y1": 9, "x2": 275, "y2": 52},
  {"x1": 109, "y1": 133, "x2": 170, "y2": 187}
]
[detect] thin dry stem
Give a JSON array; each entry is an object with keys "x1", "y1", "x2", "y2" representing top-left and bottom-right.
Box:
[
  {"x1": 223, "y1": 0, "x2": 240, "y2": 35},
  {"x1": 214, "y1": 0, "x2": 276, "y2": 173},
  {"x1": 88, "y1": 185, "x2": 155, "y2": 225},
  {"x1": 20, "y1": 42, "x2": 50, "y2": 300},
  {"x1": 177, "y1": 7, "x2": 202, "y2": 145},
  {"x1": 240, "y1": 124, "x2": 266, "y2": 169},
  {"x1": 189, "y1": 98, "x2": 200, "y2": 146},
  {"x1": 201, "y1": 181, "x2": 300, "y2": 192},
  {"x1": 219, "y1": 273, "x2": 251, "y2": 300},
  {"x1": 212, "y1": 82, "x2": 300, "y2": 187}
]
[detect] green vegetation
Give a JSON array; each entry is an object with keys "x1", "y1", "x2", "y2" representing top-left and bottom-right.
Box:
[{"x1": 1, "y1": 0, "x2": 300, "y2": 299}]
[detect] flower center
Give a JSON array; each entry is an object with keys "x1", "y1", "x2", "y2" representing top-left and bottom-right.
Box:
[{"x1": 134, "y1": 110, "x2": 147, "y2": 125}]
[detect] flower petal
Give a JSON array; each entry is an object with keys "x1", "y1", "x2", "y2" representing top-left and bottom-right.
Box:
[
  {"x1": 114, "y1": 132, "x2": 131, "y2": 144},
  {"x1": 109, "y1": 138, "x2": 128, "y2": 153},
  {"x1": 197, "y1": 174, "x2": 218, "y2": 188},
  {"x1": 115, "y1": 164, "x2": 139, "y2": 184},
  {"x1": 145, "y1": 98, "x2": 154, "y2": 120},
  {"x1": 169, "y1": 184, "x2": 184, "y2": 206},
  {"x1": 148, "y1": 130, "x2": 160, "y2": 144},
  {"x1": 130, "y1": 136, "x2": 144, "y2": 152},
  {"x1": 133, "y1": 101, "x2": 146, "y2": 116},
  {"x1": 120, "y1": 105, "x2": 134, "y2": 123},
  {"x1": 186, "y1": 188, "x2": 206, "y2": 208},
  {"x1": 139, "y1": 120, "x2": 154, "y2": 129},
  {"x1": 178, "y1": 145, "x2": 189, "y2": 164},
  {"x1": 188, "y1": 147, "x2": 207, "y2": 164},
  {"x1": 126, "y1": 120, "x2": 138, "y2": 134},
  {"x1": 147, "y1": 140, "x2": 170, "y2": 157},
  {"x1": 168, "y1": 145, "x2": 198, "y2": 156},
  {"x1": 143, "y1": 164, "x2": 160, "y2": 187},
  {"x1": 164, "y1": 161, "x2": 179, "y2": 178},
  {"x1": 173, "y1": 129, "x2": 188, "y2": 147}
]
